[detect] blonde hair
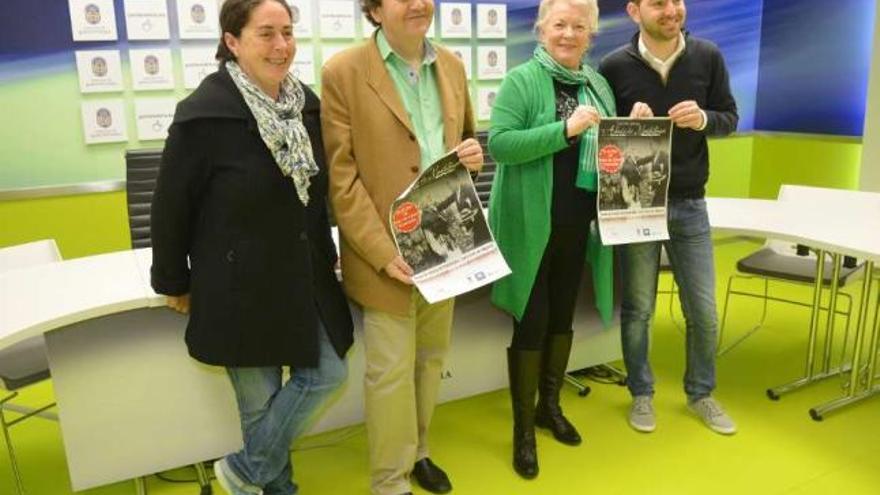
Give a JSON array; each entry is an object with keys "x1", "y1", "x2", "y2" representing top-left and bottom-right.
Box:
[{"x1": 534, "y1": 0, "x2": 599, "y2": 36}]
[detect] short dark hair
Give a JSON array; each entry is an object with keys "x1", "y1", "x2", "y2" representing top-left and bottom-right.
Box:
[
  {"x1": 215, "y1": 0, "x2": 292, "y2": 62},
  {"x1": 361, "y1": 0, "x2": 382, "y2": 28}
]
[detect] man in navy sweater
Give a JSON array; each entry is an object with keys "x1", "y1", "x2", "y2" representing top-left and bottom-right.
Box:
[{"x1": 599, "y1": 0, "x2": 739, "y2": 435}]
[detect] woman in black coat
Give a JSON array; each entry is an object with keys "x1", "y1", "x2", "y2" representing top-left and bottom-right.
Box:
[{"x1": 149, "y1": 1, "x2": 352, "y2": 493}]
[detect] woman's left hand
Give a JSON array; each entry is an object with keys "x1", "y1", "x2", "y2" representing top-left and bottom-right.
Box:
[
  {"x1": 167, "y1": 294, "x2": 190, "y2": 314},
  {"x1": 454, "y1": 138, "x2": 484, "y2": 172}
]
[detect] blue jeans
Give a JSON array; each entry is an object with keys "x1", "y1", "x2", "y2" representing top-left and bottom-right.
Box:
[
  {"x1": 225, "y1": 327, "x2": 347, "y2": 495},
  {"x1": 619, "y1": 198, "x2": 718, "y2": 401}
]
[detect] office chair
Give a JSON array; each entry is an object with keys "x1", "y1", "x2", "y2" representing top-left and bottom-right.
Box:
[
  {"x1": 717, "y1": 186, "x2": 866, "y2": 358},
  {"x1": 655, "y1": 245, "x2": 685, "y2": 333},
  {"x1": 0, "y1": 239, "x2": 62, "y2": 495},
  {"x1": 473, "y1": 131, "x2": 496, "y2": 209},
  {"x1": 125, "y1": 149, "x2": 163, "y2": 249},
  {"x1": 124, "y1": 150, "x2": 213, "y2": 495}
]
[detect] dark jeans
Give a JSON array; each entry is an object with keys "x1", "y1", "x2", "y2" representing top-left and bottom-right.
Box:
[{"x1": 619, "y1": 198, "x2": 718, "y2": 400}]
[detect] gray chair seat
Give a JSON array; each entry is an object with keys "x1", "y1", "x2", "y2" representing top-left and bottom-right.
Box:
[
  {"x1": 737, "y1": 247, "x2": 862, "y2": 286},
  {"x1": 0, "y1": 337, "x2": 50, "y2": 391}
]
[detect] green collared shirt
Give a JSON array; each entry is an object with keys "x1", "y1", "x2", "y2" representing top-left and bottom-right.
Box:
[{"x1": 376, "y1": 29, "x2": 445, "y2": 171}]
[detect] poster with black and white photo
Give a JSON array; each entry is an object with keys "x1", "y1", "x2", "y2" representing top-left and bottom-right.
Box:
[
  {"x1": 597, "y1": 117, "x2": 672, "y2": 245},
  {"x1": 390, "y1": 152, "x2": 510, "y2": 303}
]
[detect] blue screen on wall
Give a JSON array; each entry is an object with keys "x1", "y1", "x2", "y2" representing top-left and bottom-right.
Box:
[
  {"x1": 754, "y1": 0, "x2": 876, "y2": 136},
  {"x1": 0, "y1": 0, "x2": 876, "y2": 137}
]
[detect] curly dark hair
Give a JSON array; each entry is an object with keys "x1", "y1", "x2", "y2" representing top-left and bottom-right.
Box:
[
  {"x1": 361, "y1": 0, "x2": 383, "y2": 27},
  {"x1": 215, "y1": 0, "x2": 292, "y2": 62}
]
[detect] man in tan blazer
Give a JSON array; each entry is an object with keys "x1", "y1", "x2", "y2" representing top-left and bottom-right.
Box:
[{"x1": 321, "y1": 1, "x2": 482, "y2": 494}]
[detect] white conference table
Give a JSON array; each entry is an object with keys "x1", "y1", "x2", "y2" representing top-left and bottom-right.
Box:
[
  {"x1": 0, "y1": 250, "x2": 242, "y2": 493},
  {"x1": 0, "y1": 245, "x2": 619, "y2": 492},
  {"x1": 2, "y1": 188, "x2": 877, "y2": 491},
  {"x1": 707, "y1": 189, "x2": 880, "y2": 419}
]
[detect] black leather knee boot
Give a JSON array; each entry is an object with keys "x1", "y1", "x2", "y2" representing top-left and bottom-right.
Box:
[
  {"x1": 507, "y1": 347, "x2": 541, "y2": 479},
  {"x1": 535, "y1": 332, "x2": 582, "y2": 445}
]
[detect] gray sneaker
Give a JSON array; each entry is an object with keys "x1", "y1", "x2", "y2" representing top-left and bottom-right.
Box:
[
  {"x1": 213, "y1": 457, "x2": 263, "y2": 495},
  {"x1": 628, "y1": 395, "x2": 656, "y2": 433},
  {"x1": 688, "y1": 397, "x2": 737, "y2": 435}
]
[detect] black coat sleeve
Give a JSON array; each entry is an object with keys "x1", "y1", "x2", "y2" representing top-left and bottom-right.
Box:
[
  {"x1": 150, "y1": 120, "x2": 210, "y2": 296},
  {"x1": 703, "y1": 45, "x2": 738, "y2": 137}
]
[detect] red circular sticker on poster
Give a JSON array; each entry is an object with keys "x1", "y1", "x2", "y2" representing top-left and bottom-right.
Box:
[
  {"x1": 392, "y1": 202, "x2": 421, "y2": 233},
  {"x1": 598, "y1": 144, "x2": 624, "y2": 174}
]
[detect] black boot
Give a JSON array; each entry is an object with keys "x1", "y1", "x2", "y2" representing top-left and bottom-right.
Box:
[
  {"x1": 535, "y1": 332, "x2": 582, "y2": 446},
  {"x1": 507, "y1": 347, "x2": 541, "y2": 479}
]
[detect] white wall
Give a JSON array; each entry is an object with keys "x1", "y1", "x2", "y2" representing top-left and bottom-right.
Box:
[{"x1": 860, "y1": 12, "x2": 880, "y2": 192}]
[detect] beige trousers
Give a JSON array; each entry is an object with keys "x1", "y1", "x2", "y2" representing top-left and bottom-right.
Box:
[{"x1": 362, "y1": 291, "x2": 454, "y2": 495}]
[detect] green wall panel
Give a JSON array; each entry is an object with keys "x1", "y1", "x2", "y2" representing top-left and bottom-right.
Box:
[
  {"x1": 0, "y1": 191, "x2": 131, "y2": 258},
  {"x1": 706, "y1": 135, "x2": 754, "y2": 198},
  {"x1": 749, "y1": 135, "x2": 862, "y2": 199},
  {"x1": 0, "y1": 135, "x2": 865, "y2": 258}
]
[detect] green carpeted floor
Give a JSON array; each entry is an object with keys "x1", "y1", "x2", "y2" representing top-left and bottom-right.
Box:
[{"x1": 2, "y1": 237, "x2": 879, "y2": 494}]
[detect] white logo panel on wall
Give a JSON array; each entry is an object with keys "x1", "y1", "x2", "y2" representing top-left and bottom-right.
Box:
[
  {"x1": 123, "y1": 0, "x2": 170, "y2": 40},
  {"x1": 361, "y1": 13, "x2": 378, "y2": 39},
  {"x1": 448, "y1": 45, "x2": 472, "y2": 81},
  {"x1": 477, "y1": 87, "x2": 499, "y2": 121},
  {"x1": 134, "y1": 98, "x2": 176, "y2": 141},
  {"x1": 176, "y1": 0, "x2": 219, "y2": 40},
  {"x1": 477, "y1": 46, "x2": 505, "y2": 80},
  {"x1": 319, "y1": 1, "x2": 356, "y2": 39},
  {"x1": 130, "y1": 48, "x2": 175, "y2": 91},
  {"x1": 321, "y1": 45, "x2": 347, "y2": 68},
  {"x1": 440, "y1": 3, "x2": 472, "y2": 39},
  {"x1": 289, "y1": 44, "x2": 316, "y2": 85},
  {"x1": 427, "y1": 15, "x2": 437, "y2": 39},
  {"x1": 288, "y1": 0, "x2": 313, "y2": 38},
  {"x1": 75, "y1": 50, "x2": 124, "y2": 93},
  {"x1": 69, "y1": 0, "x2": 118, "y2": 41},
  {"x1": 181, "y1": 47, "x2": 218, "y2": 89},
  {"x1": 81, "y1": 100, "x2": 127, "y2": 144},
  {"x1": 477, "y1": 4, "x2": 506, "y2": 39}
]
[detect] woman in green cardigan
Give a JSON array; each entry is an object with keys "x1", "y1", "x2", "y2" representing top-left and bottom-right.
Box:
[{"x1": 487, "y1": 0, "x2": 616, "y2": 480}]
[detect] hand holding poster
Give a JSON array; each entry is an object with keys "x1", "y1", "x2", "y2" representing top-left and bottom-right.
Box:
[
  {"x1": 390, "y1": 152, "x2": 510, "y2": 303},
  {"x1": 597, "y1": 118, "x2": 673, "y2": 245}
]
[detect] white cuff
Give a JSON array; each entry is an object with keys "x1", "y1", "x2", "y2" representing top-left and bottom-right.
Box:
[{"x1": 697, "y1": 110, "x2": 708, "y2": 131}]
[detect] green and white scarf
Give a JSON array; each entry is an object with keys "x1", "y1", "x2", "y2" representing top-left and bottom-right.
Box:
[
  {"x1": 533, "y1": 46, "x2": 616, "y2": 191},
  {"x1": 226, "y1": 61, "x2": 318, "y2": 205}
]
